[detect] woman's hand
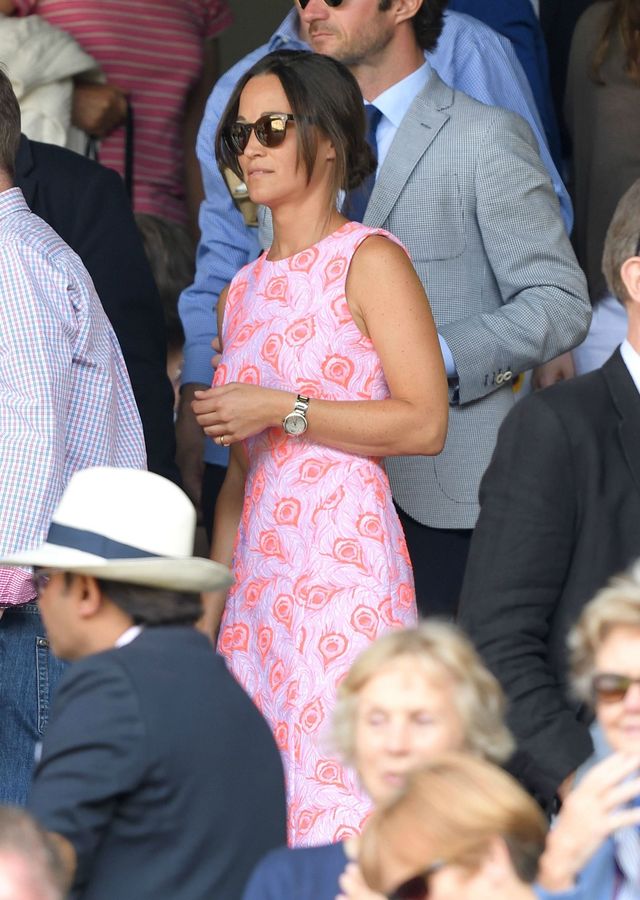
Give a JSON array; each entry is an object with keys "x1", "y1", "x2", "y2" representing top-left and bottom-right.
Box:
[
  {"x1": 538, "y1": 752, "x2": 640, "y2": 891},
  {"x1": 336, "y1": 862, "x2": 386, "y2": 900},
  {"x1": 192, "y1": 383, "x2": 293, "y2": 446}
]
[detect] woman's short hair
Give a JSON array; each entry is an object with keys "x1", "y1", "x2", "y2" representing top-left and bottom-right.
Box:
[
  {"x1": 332, "y1": 622, "x2": 514, "y2": 765},
  {"x1": 215, "y1": 50, "x2": 375, "y2": 197},
  {"x1": 569, "y1": 562, "x2": 640, "y2": 704},
  {"x1": 601, "y1": 177, "x2": 640, "y2": 305},
  {"x1": 360, "y1": 753, "x2": 548, "y2": 892}
]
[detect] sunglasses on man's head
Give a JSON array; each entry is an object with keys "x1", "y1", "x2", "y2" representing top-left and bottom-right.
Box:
[
  {"x1": 298, "y1": 0, "x2": 344, "y2": 8},
  {"x1": 387, "y1": 863, "x2": 444, "y2": 900},
  {"x1": 225, "y1": 113, "x2": 295, "y2": 155},
  {"x1": 592, "y1": 672, "x2": 640, "y2": 703}
]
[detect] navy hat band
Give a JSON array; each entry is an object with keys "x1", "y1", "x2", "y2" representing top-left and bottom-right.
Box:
[{"x1": 46, "y1": 523, "x2": 161, "y2": 560}]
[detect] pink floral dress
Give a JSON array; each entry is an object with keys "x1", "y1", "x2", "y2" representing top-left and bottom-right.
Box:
[{"x1": 215, "y1": 222, "x2": 417, "y2": 846}]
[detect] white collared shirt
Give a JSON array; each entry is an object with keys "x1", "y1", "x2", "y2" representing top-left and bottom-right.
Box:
[
  {"x1": 620, "y1": 339, "x2": 640, "y2": 395},
  {"x1": 367, "y1": 60, "x2": 431, "y2": 173},
  {"x1": 115, "y1": 625, "x2": 143, "y2": 648}
]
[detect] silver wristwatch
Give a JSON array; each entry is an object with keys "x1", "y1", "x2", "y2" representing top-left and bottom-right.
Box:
[{"x1": 282, "y1": 394, "x2": 310, "y2": 436}]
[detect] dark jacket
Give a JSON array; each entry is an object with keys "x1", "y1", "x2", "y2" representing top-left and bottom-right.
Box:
[
  {"x1": 29, "y1": 627, "x2": 287, "y2": 900},
  {"x1": 15, "y1": 135, "x2": 178, "y2": 483},
  {"x1": 458, "y1": 349, "x2": 640, "y2": 808}
]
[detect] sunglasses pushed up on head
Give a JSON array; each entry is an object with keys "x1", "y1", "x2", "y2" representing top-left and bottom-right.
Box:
[{"x1": 224, "y1": 113, "x2": 296, "y2": 155}]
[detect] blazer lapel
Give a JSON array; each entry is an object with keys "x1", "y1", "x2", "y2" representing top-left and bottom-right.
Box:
[
  {"x1": 364, "y1": 70, "x2": 451, "y2": 228},
  {"x1": 603, "y1": 348, "x2": 640, "y2": 494}
]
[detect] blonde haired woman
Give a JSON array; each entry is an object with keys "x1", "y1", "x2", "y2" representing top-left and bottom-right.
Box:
[
  {"x1": 358, "y1": 753, "x2": 547, "y2": 900},
  {"x1": 537, "y1": 565, "x2": 640, "y2": 898},
  {"x1": 243, "y1": 622, "x2": 514, "y2": 900}
]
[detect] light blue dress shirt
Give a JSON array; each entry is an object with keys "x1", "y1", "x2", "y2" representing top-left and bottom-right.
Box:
[{"x1": 179, "y1": 9, "x2": 573, "y2": 466}]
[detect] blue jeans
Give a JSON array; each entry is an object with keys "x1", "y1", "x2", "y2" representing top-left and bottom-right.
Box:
[{"x1": 0, "y1": 603, "x2": 66, "y2": 805}]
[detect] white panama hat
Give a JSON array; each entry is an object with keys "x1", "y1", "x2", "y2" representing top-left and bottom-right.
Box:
[{"x1": 0, "y1": 467, "x2": 233, "y2": 593}]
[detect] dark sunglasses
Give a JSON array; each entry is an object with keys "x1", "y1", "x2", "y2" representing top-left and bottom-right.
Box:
[
  {"x1": 593, "y1": 672, "x2": 640, "y2": 703},
  {"x1": 225, "y1": 113, "x2": 295, "y2": 155},
  {"x1": 387, "y1": 863, "x2": 444, "y2": 900},
  {"x1": 31, "y1": 569, "x2": 50, "y2": 596},
  {"x1": 299, "y1": 0, "x2": 344, "y2": 8}
]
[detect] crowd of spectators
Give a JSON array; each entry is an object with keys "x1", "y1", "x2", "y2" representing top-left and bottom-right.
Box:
[{"x1": 1, "y1": 0, "x2": 640, "y2": 898}]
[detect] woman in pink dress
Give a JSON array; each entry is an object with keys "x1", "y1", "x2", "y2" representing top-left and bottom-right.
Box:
[{"x1": 193, "y1": 50, "x2": 448, "y2": 846}]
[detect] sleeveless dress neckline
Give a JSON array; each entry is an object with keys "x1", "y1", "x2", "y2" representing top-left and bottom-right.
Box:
[{"x1": 263, "y1": 221, "x2": 353, "y2": 264}]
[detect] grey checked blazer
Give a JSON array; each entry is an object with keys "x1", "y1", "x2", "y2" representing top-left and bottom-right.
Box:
[{"x1": 364, "y1": 71, "x2": 590, "y2": 529}]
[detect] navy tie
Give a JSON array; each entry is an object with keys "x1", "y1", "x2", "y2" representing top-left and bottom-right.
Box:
[{"x1": 345, "y1": 103, "x2": 382, "y2": 223}]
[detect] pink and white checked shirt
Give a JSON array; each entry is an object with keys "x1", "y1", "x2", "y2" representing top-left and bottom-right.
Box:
[
  {"x1": 15, "y1": 0, "x2": 233, "y2": 225},
  {"x1": 0, "y1": 188, "x2": 146, "y2": 607}
]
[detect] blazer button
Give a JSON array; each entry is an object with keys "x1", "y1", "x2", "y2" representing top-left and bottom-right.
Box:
[
  {"x1": 503, "y1": 370, "x2": 513, "y2": 382},
  {"x1": 495, "y1": 373, "x2": 504, "y2": 385}
]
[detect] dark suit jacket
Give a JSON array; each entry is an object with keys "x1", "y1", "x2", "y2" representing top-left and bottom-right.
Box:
[
  {"x1": 15, "y1": 136, "x2": 178, "y2": 483},
  {"x1": 29, "y1": 627, "x2": 287, "y2": 900},
  {"x1": 458, "y1": 349, "x2": 640, "y2": 807}
]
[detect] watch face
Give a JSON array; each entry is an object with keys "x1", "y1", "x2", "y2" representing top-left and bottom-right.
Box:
[{"x1": 284, "y1": 412, "x2": 307, "y2": 435}]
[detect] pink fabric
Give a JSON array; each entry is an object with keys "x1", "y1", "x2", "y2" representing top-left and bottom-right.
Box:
[
  {"x1": 215, "y1": 222, "x2": 417, "y2": 846},
  {"x1": 15, "y1": 0, "x2": 233, "y2": 225}
]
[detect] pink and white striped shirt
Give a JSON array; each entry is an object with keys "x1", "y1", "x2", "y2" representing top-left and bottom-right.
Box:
[
  {"x1": 0, "y1": 188, "x2": 146, "y2": 607},
  {"x1": 15, "y1": 0, "x2": 233, "y2": 225}
]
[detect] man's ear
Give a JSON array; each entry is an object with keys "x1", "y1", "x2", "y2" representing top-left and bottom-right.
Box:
[
  {"x1": 391, "y1": 0, "x2": 424, "y2": 26},
  {"x1": 620, "y1": 256, "x2": 640, "y2": 306},
  {"x1": 75, "y1": 575, "x2": 103, "y2": 619}
]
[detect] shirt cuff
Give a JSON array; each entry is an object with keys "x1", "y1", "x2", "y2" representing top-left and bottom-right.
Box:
[
  {"x1": 0, "y1": 566, "x2": 36, "y2": 607},
  {"x1": 438, "y1": 334, "x2": 457, "y2": 378}
]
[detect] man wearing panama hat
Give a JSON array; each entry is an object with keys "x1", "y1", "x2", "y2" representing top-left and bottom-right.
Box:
[{"x1": 0, "y1": 467, "x2": 287, "y2": 900}]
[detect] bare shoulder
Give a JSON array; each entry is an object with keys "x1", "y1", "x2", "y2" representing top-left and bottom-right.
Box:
[{"x1": 349, "y1": 233, "x2": 412, "y2": 282}]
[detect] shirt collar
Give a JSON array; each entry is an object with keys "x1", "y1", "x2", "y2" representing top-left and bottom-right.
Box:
[
  {"x1": 0, "y1": 186, "x2": 30, "y2": 220},
  {"x1": 367, "y1": 59, "x2": 431, "y2": 128},
  {"x1": 620, "y1": 339, "x2": 640, "y2": 395},
  {"x1": 270, "y1": 10, "x2": 306, "y2": 49},
  {"x1": 115, "y1": 625, "x2": 143, "y2": 648}
]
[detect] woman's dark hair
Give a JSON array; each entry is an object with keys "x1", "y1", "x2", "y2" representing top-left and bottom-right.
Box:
[
  {"x1": 379, "y1": 0, "x2": 447, "y2": 52},
  {"x1": 216, "y1": 50, "x2": 376, "y2": 196},
  {"x1": 592, "y1": 0, "x2": 640, "y2": 84},
  {"x1": 96, "y1": 579, "x2": 202, "y2": 626}
]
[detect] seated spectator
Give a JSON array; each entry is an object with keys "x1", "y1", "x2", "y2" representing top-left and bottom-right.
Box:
[
  {"x1": 0, "y1": 467, "x2": 287, "y2": 900},
  {"x1": 458, "y1": 177, "x2": 640, "y2": 813},
  {"x1": 0, "y1": 806, "x2": 66, "y2": 900},
  {"x1": 243, "y1": 622, "x2": 514, "y2": 900},
  {"x1": 357, "y1": 754, "x2": 548, "y2": 900},
  {"x1": 537, "y1": 566, "x2": 640, "y2": 897}
]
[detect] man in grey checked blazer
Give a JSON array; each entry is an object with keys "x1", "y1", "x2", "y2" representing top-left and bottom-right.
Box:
[{"x1": 299, "y1": 0, "x2": 590, "y2": 616}]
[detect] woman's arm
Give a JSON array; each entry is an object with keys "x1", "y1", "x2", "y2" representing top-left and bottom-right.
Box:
[
  {"x1": 199, "y1": 441, "x2": 246, "y2": 641},
  {"x1": 192, "y1": 236, "x2": 448, "y2": 457}
]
